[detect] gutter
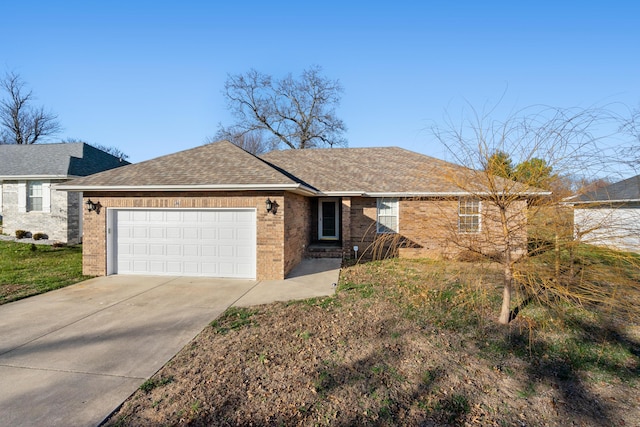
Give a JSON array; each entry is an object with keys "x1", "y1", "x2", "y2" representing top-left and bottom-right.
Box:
[
  {"x1": 562, "y1": 198, "x2": 640, "y2": 206},
  {"x1": 360, "y1": 191, "x2": 552, "y2": 198},
  {"x1": 0, "y1": 175, "x2": 80, "y2": 180},
  {"x1": 56, "y1": 183, "x2": 319, "y2": 197}
]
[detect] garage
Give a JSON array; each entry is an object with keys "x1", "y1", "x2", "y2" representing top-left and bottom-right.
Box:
[{"x1": 107, "y1": 208, "x2": 256, "y2": 278}]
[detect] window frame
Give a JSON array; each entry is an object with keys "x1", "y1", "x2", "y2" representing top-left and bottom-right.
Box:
[
  {"x1": 458, "y1": 198, "x2": 481, "y2": 233},
  {"x1": 376, "y1": 198, "x2": 399, "y2": 234},
  {"x1": 27, "y1": 181, "x2": 43, "y2": 212}
]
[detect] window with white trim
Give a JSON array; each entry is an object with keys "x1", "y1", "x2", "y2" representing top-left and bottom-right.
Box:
[
  {"x1": 377, "y1": 198, "x2": 398, "y2": 233},
  {"x1": 458, "y1": 198, "x2": 480, "y2": 233},
  {"x1": 28, "y1": 181, "x2": 43, "y2": 212}
]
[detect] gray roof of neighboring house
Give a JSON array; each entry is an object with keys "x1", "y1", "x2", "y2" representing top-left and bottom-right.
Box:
[
  {"x1": 573, "y1": 175, "x2": 640, "y2": 203},
  {"x1": 0, "y1": 143, "x2": 129, "y2": 178},
  {"x1": 60, "y1": 140, "x2": 539, "y2": 196}
]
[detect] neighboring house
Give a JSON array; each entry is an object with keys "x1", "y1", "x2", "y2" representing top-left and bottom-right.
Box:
[
  {"x1": 59, "y1": 141, "x2": 538, "y2": 280},
  {"x1": 0, "y1": 143, "x2": 129, "y2": 243},
  {"x1": 567, "y1": 175, "x2": 640, "y2": 253}
]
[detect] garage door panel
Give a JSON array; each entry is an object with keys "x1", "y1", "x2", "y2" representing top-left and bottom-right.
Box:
[
  {"x1": 148, "y1": 211, "x2": 164, "y2": 221},
  {"x1": 183, "y1": 228, "x2": 198, "y2": 239},
  {"x1": 166, "y1": 227, "x2": 181, "y2": 239},
  {"x1": 166, "y1": 244, "x2": 182, "y2": 256},
  {"x1": 201, "y1": 245, "x2": 217, "y2": 257},
  {"x1": 166, "y1": 211, "x2": 181, "y2": 222},
  {"x1": 149, "y1": 261, "x2": 165, "y2": 272},
  {"x1": 149, "y1": 227, "x2": 165, "y2": 239},
  {"x1": 132, "y1": 227, "x2": 148, "y2": 238},
  {"x1": 133, "y1": 243, "x2": 149, "y2": 255},
  {"x1": 201, "y1": 211, "x2": 217, "y2": 221},
  {"x1": 149, "y1": 244, "x2": 165, "y2": 256},
  {"x1": 237, "y1": 245, "x2": 253, "y2": 258},
  {"x1": 113, "y1": 209, "x2": 256, "y2": 278},
  {"x1": 132, "y1": 211, "x2": 147, "y2": 221},
  {"x1": 183, "y1": 244, "x2": 199, "y2": 257},
  {"x1": 201, "y1": 228, "x2": 217, "y2": 239},
  {"x1": 237, "y1": 228, "x2": 252, "y2": 240},
  {"x1": 167, "y1": 261, "x2": 182, "y2": 274},
  {"x1": 118, "y1": 243, "x2": 132, "y2": 255},
  {"x1": 133, "y1": 260, "x2": 148, "y2": 271}
]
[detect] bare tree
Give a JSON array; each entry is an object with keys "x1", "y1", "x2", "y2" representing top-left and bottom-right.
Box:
[
  {"x1": 0, "y1": 71, "x2": 61, "y2": 144},
  {"x1": 433, "y1": 103, "x2": 631, "y2": 324},
  {"x1": 619, "y1": 103, "x2": 640, "y2": 169},
  {"x1": 207, "y1": 129, "x2": 272, "y2": 155},
  {"x1": 218, "y1": 65, "x2": 347, "y2": 150}
]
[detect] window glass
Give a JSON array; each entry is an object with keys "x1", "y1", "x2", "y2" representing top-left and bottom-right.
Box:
[
  {"x1": 377, "y1": 198, "x2": 398, "y2": 233},
  {"x1": 459, "y1": 198, "x2": 480, "y2": 233},
  {"x1": 28, "y1": 181, "x2": 43, "y2": 212}
]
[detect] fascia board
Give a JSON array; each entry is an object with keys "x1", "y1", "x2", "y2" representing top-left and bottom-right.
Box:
[
  {"x1": 0, "y1": 175, "x2": 71, "y2": 180},
  {"x1": 56, "y1": 183, "x2": 319, "y2": 196},
  {"x1": 363, "y1": 191, "x2": 552, "y2": 198}
]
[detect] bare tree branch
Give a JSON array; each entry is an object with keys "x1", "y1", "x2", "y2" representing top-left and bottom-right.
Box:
[
  {"x1": 0, "y1": 71, "x2": 61, "y2": 144},
  {"x1": 206, "y1": 128, "x2": 273, "y2": 155},
  {"x1": 218, "y1": 66, "x2": 347, "y2": 150},
  {"x1": 433, "y1": 101, "x2": 637, "y2": 324}
]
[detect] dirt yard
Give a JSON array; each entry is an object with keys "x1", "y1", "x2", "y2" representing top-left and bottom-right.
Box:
[{"x1": 104, "y1": 260, "x2": 639, "y2": 426}]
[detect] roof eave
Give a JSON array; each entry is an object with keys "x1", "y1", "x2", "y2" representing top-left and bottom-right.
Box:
[
  {"x1": 361, "y1": 191, "x2": 551, "y2": 198},
  {"x1": 56, "y1": 183, "x2": 319, "y2": 196},
  {"x1": 564, "y1": 198, "x2": 640, "y2": 205},
  {"x1": 0, "y1": 175, "x2": 75, "y2": 180}
]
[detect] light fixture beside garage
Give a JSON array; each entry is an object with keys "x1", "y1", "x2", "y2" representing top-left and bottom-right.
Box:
[
  {"x1": 85, "y1": 199, "x2": 102, "y2": 214},
  {"x1": 265, "y1": 198, "x2": 278, "y2": 214}
]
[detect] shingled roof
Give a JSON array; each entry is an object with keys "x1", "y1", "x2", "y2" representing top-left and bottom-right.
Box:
[
  {"x1": 59, "y1": 140, "x2": 312, "y2": 192},
  {"x1": 260, "y1": 146, "x2": 491, "y2": 194},
  {"x1": 60, "y1": 141, "x2": 542, "y2": 196},
  {"x1": 572, "y1": 175, "x2": 640, "y2": 203},
  {"x1": 0, "y1": 143, "x2": 128, "y2": 178}
]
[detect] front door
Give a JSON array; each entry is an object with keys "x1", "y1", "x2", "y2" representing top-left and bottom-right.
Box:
[{"x1": 318, "y1": 199, "x2": 339, "y2": 240}]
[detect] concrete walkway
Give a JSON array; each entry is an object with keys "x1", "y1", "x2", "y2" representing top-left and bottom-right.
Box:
[{"x1": 0, "y1": 258, "x2": 341, "y2": 427}]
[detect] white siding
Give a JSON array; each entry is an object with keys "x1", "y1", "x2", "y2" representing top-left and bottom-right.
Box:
[{"x1": 574, "y1": 206, "x2": 640, "y2": 252}]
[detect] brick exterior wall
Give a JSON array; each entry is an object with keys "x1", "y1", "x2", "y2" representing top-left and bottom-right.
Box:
[
  {"x1": 283, "y1": 193, "x2": 312, "y2": 276},
  {"x1": 1, "y1": 180, "x2": 81, "y2": 243},
  {"x1": 82, "y1": 191, "x2": 289, "y2": 280},
  {"x1": 346, "y1": 197, "x2": 528, "y2": 261},
  {"x1": 80, "y1": 192, "x2": 528, "y2": 280},
  {"x1": 348, "y1": 197, "x2": 379, "y2": 258},
  {"x1": 341, "y1": 197, "x2": 352, "y2": 258}
]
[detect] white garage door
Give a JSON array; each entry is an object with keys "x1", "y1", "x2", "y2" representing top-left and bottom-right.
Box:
[{"x1": 110, "y1": 209, "x2": 256, "y2": 278}]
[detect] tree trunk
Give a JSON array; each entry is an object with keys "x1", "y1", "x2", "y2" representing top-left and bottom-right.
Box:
[
  {"x1": 499, "y1": 248, "x2": 513, "y2": 324},
  {"x1": 498, "y1": 267, "x2": 512, "y2": 324},
  {"x1": 555, "y1": 232, "x2": 561, "y2": 282}
]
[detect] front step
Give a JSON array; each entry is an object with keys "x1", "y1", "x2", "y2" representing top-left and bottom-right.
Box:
[{"x1": 306, "y1": 243, "x2": 343, "y2": 259}]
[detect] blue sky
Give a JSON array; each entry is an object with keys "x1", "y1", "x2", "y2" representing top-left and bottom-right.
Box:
[{"x1": 1, "y1": 1, "x2": 638, "y2": 164}]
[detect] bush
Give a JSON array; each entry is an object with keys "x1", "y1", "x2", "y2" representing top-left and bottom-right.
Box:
[
  {"x1": 32, "y1": 233, "x2": 48, "y2": 241},
  {"x1": 15, "y1": 230, "x2": 29, "y2": 239}
]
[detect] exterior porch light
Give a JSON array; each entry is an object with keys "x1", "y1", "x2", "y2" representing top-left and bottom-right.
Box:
[
  {"x1": 265, "y1": 198, "x2": 273, "y2": 213},
  {"x1": 86, "y1": 199, "x2": 102, "y2": 214}
]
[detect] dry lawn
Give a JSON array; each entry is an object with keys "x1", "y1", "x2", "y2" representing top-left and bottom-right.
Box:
[{"x1": 104, "y1": 259, "x2": 639, "y2": 427}]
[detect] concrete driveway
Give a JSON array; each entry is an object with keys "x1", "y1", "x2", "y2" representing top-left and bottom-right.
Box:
[{"x1": 0, "y1": 258, "x2": 340, "y2": 427}]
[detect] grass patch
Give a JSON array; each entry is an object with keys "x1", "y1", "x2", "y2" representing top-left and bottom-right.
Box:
[
  {"x1": 139, "y1": 376, "x2": 174, "y2": 393},
  {"x1": 210, "y1": 306, "x2": 260, "y2": 334},
  {"x1": 341, "y1": 256, "x2": 640, "y2": 384},
  {"x1": 0, "y1": 240, "x2": 89, "y2": 304}
]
